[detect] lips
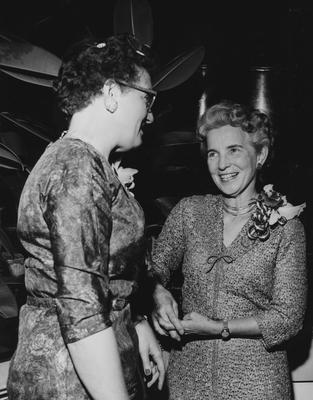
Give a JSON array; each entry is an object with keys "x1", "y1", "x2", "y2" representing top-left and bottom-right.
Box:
[{"x1": 219, "y1": 172, "x2": 238, "y2": 182}]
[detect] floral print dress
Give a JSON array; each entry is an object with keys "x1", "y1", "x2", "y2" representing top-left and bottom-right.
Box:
[{"x1": 7, "y1": 138, "x2": 148, "y2": 399}]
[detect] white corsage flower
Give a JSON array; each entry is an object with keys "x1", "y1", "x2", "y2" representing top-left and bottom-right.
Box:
[
  {"x1": 112, "y1": 159, "x2": 138, "y2": 196},
  {"x1": 262, "y1": 185, "x2": 306, "y2": 226},
  {"x1": 276, "y1": 202, "x2": 306, "y2": 221}
]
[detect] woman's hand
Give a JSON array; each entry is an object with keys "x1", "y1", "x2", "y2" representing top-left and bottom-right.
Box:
[
  {"x1": 135, "y1": 319, "x2": 165, "y2": 390},
  {"x1": 152, "y1": 283, "x2": 184, "y2": 341},
  {"x1": 182, "y1": 312, "x2": 221, "y2": 336},
  {"x1": 161, "y1": 348, "x2": 171, "y2": 372}
]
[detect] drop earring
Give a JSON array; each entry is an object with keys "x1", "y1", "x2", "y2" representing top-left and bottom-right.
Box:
[
  {"x1": 105, "y1": 97, "x2": 117, "y2": 113},
  {"x1": 257, "y1": 162, "x2": 263, "y2": 170}
]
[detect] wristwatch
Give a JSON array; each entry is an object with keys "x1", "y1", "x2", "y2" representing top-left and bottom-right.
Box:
[{"x1": 220, "y1": 320, "x2": 231, "y2": 341}]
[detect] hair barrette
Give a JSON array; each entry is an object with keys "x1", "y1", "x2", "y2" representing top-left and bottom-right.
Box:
[{"x1": 95, "y1": 42, "x2": 107, "y2": 49}]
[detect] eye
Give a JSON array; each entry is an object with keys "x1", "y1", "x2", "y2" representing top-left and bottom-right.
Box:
[
  {"x1": 207, "y1": 151, "x2": 217, "y2": 159},
  {"x1": 229, "y1": 147, "x2": 241, "y2": 155},
  {"x1": 144, "y1": 94, "x2": 151, "y2": 107},
  {"x1": 144, "y1": 93, "x2": 154, "y2": 111}
]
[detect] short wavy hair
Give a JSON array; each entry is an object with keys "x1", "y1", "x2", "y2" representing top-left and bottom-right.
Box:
[
  {"x1": 54, "y1": 33, "x2": 156, "y2": 116},
  {"x1": 197, "y1": 101, "x2": 274, "y2": 165}
]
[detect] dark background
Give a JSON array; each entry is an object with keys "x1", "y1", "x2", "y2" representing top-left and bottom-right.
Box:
[
  {"x1": 0, "y1": 1, "x2": 313, "y2": 178},
  {"x1": 0, "y1": 0, "x2": 313, "y2": 371}
]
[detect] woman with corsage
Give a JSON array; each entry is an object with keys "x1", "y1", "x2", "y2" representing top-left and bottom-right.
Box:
[
  {"x1": 151, "y1": 101, "x2": 307, "y2": 400},
  {"x1": 7, "y1": 34, "x2": 164, "y2": 400}
]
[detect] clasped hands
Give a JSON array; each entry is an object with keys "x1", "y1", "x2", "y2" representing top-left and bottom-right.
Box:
[{"x1": 152, "y1": 283, "x2": 220, "y2": 339}]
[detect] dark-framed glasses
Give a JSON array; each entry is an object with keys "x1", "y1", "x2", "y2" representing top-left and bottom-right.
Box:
[{"x1": 115, "y1": 79, "x2": 157, "y2": 112}]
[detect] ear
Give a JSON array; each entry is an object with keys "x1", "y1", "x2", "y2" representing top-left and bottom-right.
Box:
[
  {"x1": 102, "y1": 80, "x2": 119, "y2": 113},
  {"x1": 256, "y1": 145, "x2": 269, "y2": 167},
  {"x1": 102, "y1": 79, "x2": 121, "y2": 99}
]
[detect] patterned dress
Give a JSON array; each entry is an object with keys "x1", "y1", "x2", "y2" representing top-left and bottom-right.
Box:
[
  {"x1": 7, "y1": 138, "x2": 148, "y2": 400},
  {"x1": 152, "y1": 194, "x2": 307, "y2": 400}
]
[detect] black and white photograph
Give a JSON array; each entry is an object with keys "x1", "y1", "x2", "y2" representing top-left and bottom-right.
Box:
[{"x1": 0, "y1": 1, "x2": 312, "y2": 399}]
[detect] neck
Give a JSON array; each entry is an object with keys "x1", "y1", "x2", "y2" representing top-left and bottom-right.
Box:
[
  {"x1": 222, "y1": 191, "x2": 257, "y2": 216},
  {"x1": 64, "y1": 102, "x2": 117, "y2": 159},
  {"x1": 222, "y1": 201, "x2": 255, "y2": 216}
]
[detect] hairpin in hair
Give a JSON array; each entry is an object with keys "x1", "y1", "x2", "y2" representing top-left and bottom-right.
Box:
[{"x1": 95, "y1": 42, "x2": 107, "y2": 49}]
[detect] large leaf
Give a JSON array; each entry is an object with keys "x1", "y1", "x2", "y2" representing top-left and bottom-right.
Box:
[
  {"x1": 113, "y1": 0, "x2": 153, "y2": 47},
  {"x1": 0, "y1": 142, "x2": 25, "y2": 173},
  {"x1": 0, "y1": 142, "x2": 31, "y2": 173},
  {"x1": 0, "y1": 33, "x2": 61, "y2": 87},
  {"x1": 0, "y1": 145, "x2": 21, "y2": 165},
  {"x1": 152, "y1": 46, "x2": 205, "y2": 91},
  {"x1": 0, "y1": 112, "x2": 51, "y2": 143},
  {"x1": 0, "y1": 162, "x2": 20, "y2": 171}
]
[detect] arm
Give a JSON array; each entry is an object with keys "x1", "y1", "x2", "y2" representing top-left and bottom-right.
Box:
[
  {"x1": 44, "y1": 153, "x2": 129, "y2": 399},
  {"x1": 135, "y1": 319, "x2": 165, "y2": 390},
  {"x1": 151, "y1": 200, "x2": 187, "y2": 339},
  {"x1": 181, "y1": 312, "x2": 261, "y2": 338},
  {"x1": 152, "y1": 283, "x2": 184, "y2": 340},
  {"x1": 254, "y1": 219, "x2": 307, "y2": 349},
  {"x1": 68, "y1": 328, "x2": 129, "y2": 400},
  {"x1": 182, "y1": 219, "x2": 307, "y2": 347}
]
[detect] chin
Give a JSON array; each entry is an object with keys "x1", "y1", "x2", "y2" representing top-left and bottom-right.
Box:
[{"x1": 216, "y1": 181, "x2": 242, "y2": 197}]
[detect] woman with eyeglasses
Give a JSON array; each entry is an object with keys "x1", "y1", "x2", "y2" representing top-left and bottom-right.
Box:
[
  {"x1": 150, "y1": 101, "x2": 307, "y2": 400},
  {"x1": 7, "y1": 34, "x2": 163, "y2": 400}
]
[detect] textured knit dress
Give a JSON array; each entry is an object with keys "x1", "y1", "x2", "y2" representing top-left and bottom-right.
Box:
[
  {"x1": 7, "y1": 138, "x2": 148, "y2": 400},
  {"x1": 152, "y1": 194, "x2": 307, "y2": 400}
]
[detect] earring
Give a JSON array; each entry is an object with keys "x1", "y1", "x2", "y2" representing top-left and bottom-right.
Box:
[
  {"x1": 105, "y1": 97, "x2": 117, "y2": 113},
  {"x1": 257, "y1": 162, "x2": 263, "y2": 170}
]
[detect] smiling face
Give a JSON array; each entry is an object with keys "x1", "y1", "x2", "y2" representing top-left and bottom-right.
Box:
[
  {"x1": 206, "y1": 125, "x2": 267, "y2": 201},
  {"x1": 115, "y1": 68, "x2": 155, "y2": 151}
]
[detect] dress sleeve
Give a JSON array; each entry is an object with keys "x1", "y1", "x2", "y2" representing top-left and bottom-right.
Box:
[
  {"x1": 151, "y1": 199, "x2": 186, "y2": 287},
  {"x1": 43, "y1": 153, "x2": 113, "y2": 344},
  {"x1": 255, "y1": 218, "x2": 307, "y2": 350}
]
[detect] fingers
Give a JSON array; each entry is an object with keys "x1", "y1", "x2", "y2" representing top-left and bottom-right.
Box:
[
  {"x1": 151, "y1": 313, "x2": 170, "y2": 336},
  {"x1": 168, "y1": 329, "x2": 181, "y2": 341},
  {"x1": 146, "y1": 363, "x2": 159, "y2": 388},
  {"x1": 167, "y1": 313, "x2": 184, "y2": 336},
  {"x1": 153, "y1": 308, "x2": 184, "y2": 340},
  {"x1": 141, "y1": 348, "x2": 153, "y2": 382},
  {"x1": 153, "y1": 349, "x2": 165, "y2": 390},
  {"x1": 147, "y1": 351, "x2": 165, "y2": 390}
]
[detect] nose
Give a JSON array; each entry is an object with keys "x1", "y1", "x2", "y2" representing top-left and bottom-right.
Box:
[
  {"x1": 145, "y1": 110, "x2": 154, "y2": 124},
  {"x1": 218, "y1": 153, "x2": 230, "y2": 170}
]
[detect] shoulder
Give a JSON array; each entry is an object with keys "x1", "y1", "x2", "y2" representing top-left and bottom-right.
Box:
[
  {"x1": 173, "y1": 194, "x2": 220, "y2": 216},
  {"x1": 268, "y1": 216, "x2": 306, "y2": 252},
  {"x1": 50, "y1": 139, "x2": 114, "y2": 180},
  {"x1": 39, "y1": 139, "x2": 116, "y2": 196},
  {"x1": 280, "y1": 217, "x2": 306, "y2": 241}
]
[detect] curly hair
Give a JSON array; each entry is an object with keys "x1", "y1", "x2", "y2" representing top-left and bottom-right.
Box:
[
  {"x1": 197, "y1": 101, "x2": 274, "y2": 165},
  {"x1": 54, "y1": 33, "x2": 156, "y2": 116}
]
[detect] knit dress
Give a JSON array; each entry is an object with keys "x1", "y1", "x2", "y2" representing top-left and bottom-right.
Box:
[{"x1": 152, "y1": 194, "x2": 307, "y2": 400}]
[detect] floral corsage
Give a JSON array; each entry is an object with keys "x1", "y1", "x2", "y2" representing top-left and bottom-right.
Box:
[
  {"x1": 112, "y1": 159, "x2": 138, "y2": 197},
  {"x1": 248, "y1": 184, "x2": 306, "y2": 241}
]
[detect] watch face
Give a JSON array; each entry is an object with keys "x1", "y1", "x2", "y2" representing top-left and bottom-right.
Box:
[{"x1": 221, "y1": 328, "x2": 230, "y2": 340}]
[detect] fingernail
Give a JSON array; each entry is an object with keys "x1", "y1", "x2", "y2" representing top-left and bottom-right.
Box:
[{"x1": 145, "y1": 369, "x2": 151, "y2": 375}]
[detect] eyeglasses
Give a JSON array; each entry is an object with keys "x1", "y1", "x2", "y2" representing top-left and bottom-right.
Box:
[{"x1": 115, "y1": 79, "x2": 157, "y2": 112}]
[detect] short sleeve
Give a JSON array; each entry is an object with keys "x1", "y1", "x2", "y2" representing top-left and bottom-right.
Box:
[
  {"x1": 42, "y1": 151, "x2": 113, "y2": 343},
  {"x1": 255, "y1": 218, "x2": 307, "y2": 350},
  {"x1": 151, "y1": 198, "x2": 186, "y2": 287}
]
